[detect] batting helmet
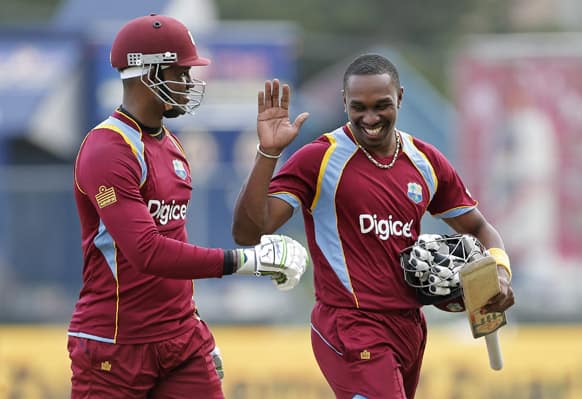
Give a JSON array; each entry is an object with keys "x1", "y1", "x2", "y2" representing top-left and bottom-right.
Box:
[
  {"x1": 110, "y1": 14, "x2": 211, "y2": 115},
  {"x1": 400, "y1": 233, "x2": 486, "y2": 311},
  {"x1": 110, "y1": 14, "x2": 210, "y2": 71}
]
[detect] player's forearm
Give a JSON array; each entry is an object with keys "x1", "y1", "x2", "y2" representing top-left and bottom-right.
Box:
[
  {"x1": 127, "y1": 230, "x2": 227, "y2": 279},
  {"x1": 232, "y1": 193, "x2": 270, "y2": 245},
  {"x1": 99, "y1": 205, "x2": 228, "y2": 279},
  {"x1": 447, "y1": 209, "x2": 504, "y2": 249},
  {"x1": 472, "y1": 223, "x2": 504, "y2": 251},
  {"x1": 452, "y1": 212, "x2": 512, "y2": 282},
  {"x1": 232, "y1": 207, "x2": 265, "y2": 246},
  {"x1": 232, "y1": 157, "x2": 277, "y2": 245}
]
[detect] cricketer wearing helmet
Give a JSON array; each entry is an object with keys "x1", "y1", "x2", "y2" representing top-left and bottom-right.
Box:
[{"x1": 67, "y1": 14, "x2": 309, "y2": 399}]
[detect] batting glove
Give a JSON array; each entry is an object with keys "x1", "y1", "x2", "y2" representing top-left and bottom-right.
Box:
[
  {"x1": 407, "y1": 240, "x2": 463, "y2": 295},
  {"x1": 211, "y1": 346, "x2": 224, "y2": 380},
  {"x1": 236, "y1": 234, "x2": 309, "y2": 291}
]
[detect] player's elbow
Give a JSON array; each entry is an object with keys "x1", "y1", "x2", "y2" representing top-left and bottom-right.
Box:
[
  {"x1": 232, "y1": 231, "x2": 261, "y2": 246},
  {"x1": 231, "y1": 222, "x2": 261, "y2": 246}
]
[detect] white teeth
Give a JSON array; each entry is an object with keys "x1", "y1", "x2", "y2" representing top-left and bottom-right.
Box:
[{"x1": 364, "y1": 126, "x2": 382, "y2": 136}]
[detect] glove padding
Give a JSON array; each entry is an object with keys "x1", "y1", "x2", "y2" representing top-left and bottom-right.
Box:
[
  {"x1": 400, "y1": 233, "x2": 485, "y2": 305},
  {"x1": 236, "y1": 234, "x2": 308, "y2": 291},
  {"x1": 211, "y1": 346, "x2": 224, "y2": 380}
]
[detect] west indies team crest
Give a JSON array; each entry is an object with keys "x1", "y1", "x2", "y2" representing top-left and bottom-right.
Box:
[
  {"x1": 172, "y1": 159, "x2": 188, "y2": 180},
  {"x1": 407, "y1": 182, "x2": 423, "y2": 204}
]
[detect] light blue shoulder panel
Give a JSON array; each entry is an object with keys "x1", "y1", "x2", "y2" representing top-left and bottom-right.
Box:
[
  {"x1": 400, "y1": 131, "x2": 437, "y2": 201},
  {"x1": 97, "y1": 116, "x2": 147, "y2": 186},
  {"x1": 312, "y1": 127, "x2": 358, "y2": 294},
  {"x1": 93, "y1": 220, "x2": 117, "y2": 279}
]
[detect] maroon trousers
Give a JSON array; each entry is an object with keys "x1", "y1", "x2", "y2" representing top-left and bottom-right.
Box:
[
  {"x1": 311, "y1": 302, "x2": 427, "y2": 399},
  {"x1": 68, "y1": 320, "x2": 223, "y2": 399}
]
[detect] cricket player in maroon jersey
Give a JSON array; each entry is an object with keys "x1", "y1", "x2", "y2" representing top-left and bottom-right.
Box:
[
  {"x1": 232, "y1": 54, "x2": 515, "y2": 398},
  {"x1": 67, "y1": 14, "x2": 309, "y2": 399}
]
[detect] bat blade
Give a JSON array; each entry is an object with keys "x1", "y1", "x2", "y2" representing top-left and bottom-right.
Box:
[{"x1": 460, "y1": 255, "x2": 506, "y2": 370}]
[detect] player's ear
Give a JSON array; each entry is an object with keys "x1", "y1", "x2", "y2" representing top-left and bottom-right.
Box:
[
  {"x1": 397, "y1": 86, "x2": 404, "y2": 109},
  {"x1": 342, "y1": 89, "x2": 347, "y2": 112}
]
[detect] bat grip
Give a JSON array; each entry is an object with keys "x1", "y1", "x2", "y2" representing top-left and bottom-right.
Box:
[{"x1": 485, "y1": 331, "x2": 503, "y2": 370}]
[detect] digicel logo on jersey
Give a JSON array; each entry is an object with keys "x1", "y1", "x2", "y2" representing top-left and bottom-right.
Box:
[
  {"x1": 148, "y1": 199, "x2": 189, "y2": 225},
  {"x1": 359, "y1": 214, "x2": 413, "y2": 240}
]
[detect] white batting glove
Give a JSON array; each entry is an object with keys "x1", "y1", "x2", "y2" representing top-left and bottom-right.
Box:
[
  {"x1": 427, "y1": 273, "x2": 460, "y2": 295},
  {"x1": 236, "y1": 234, "x2": 309, "y2": 291},
  {"x1": 416, "y1": 234, "x2": 443, "y2": 251},
  {"x1": 211, "y1": 346, "x2": 224, "y2": 380},
  {"x1": 408, "y1": 250, "x2": 431, "y2": 282},
  {"x1": 407, "y1": 239, "x2": 463, "y2": 296}
]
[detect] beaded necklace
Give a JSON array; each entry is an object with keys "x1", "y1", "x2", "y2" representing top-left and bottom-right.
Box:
[{"x1": 357, "y1": 131, "x2": 401, "y2": 169}]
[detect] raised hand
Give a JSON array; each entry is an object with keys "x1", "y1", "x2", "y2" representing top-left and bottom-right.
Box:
[{"x1": 257, "y1": 79, "x2": 309, "y2": 156}]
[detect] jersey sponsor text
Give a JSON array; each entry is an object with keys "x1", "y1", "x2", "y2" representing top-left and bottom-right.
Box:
[
  {"x1": 359, "y1": 214, "x2": 413, "y2": 240},
  {"x1": 148, "y1": 199, "x2": 189, "y2": 225}
]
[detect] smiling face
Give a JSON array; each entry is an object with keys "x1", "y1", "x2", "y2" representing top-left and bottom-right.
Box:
[{"x1": 343, "y1": 73, "x2": 403, "y2": 154}]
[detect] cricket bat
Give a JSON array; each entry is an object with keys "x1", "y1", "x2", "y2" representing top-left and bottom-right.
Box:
[{"x1": 459, "y1": 255, "x2": 506, "y2": 371}]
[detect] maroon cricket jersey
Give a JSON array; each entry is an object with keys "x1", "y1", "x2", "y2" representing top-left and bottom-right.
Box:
[
  {"x1": 269, "y1": 124, "x2": 477, "y2": 311},
  {"x1": 68, "y1": 109, "x2": 224, "y2": 344}
]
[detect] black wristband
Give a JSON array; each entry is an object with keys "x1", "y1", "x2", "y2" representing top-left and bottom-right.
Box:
[{"x1": 223, "y1": 249, "x2": 238, "y2": 275}]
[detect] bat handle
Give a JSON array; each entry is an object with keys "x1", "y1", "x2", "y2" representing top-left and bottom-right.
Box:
[{"x1": 485, "y1": 331, "x2": 503, "y2": 371}]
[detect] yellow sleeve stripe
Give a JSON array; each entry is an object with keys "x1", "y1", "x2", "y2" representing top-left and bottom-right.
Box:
[
  {"x1": 74, "y1": 132, "x2": 92, "y2": 195},
  {"x1": 166, "y1": 130, "x2": 187, "y2": 156},
  {"x1": 310, "y1": 133, "x2": 335, "y2": 212},
  {"x1": 96, "y1": 122, "x2": 147, "y2": 188},
  {"x1": 99, "y1": 124, "x2": 139, "y2": 157}
]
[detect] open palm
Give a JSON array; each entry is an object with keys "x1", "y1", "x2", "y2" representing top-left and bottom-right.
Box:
[{"x1": 257, "y1": 79, "x2": 309, "y2": 154}]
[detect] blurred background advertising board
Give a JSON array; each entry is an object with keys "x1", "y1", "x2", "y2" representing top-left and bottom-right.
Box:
[
  {"x1": 3, "y1": 324, "x2": 582, "y2": 399},
  {"x1": 0, "y1": 31, "x2": 84, "y2": 160},
  {"x1": 454, "y1": 33, "x2": 582, "y2": 320}
]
